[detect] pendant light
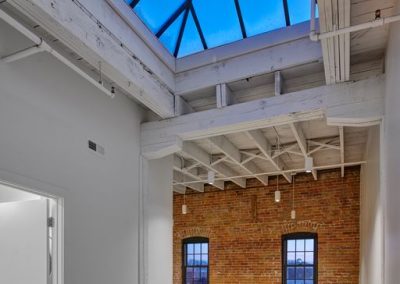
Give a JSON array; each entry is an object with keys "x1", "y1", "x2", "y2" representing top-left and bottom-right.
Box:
[
  {"x1": 275, "y1": 175, "x2": 281, "y2": 203},
  {"x1": 305, "y1": 156, "x2": 313, "y2": 173},
  {"x1": 182, "y1": 193, "x2": 188, "y2": 215},
  {"x1": 291, "y1": 173, "x2": 296, "y2": 220}
]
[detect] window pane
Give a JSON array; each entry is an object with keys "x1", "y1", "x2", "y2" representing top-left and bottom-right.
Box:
[
  {"x1": 296, "y1": 281, "x2": 305, "y2": 284},
  {"x1": 200, "y1": 268, "x2": 207, "y2": 280},
  {"x1": 178, "y1": 12, "x2": 204, "y2": 57},
  {"x1": 287, "y1": 267, "x2": 295, "y2": 280},
  {"x1": 296, "y1": 252, "x2": 305, "y2": 265},
  {"x1": 296, "y1": 239, "x2": 305, "y2": 251},
  {"x1": 195, "y1": 244, "x2": 201, "y2": 254},
  {"x1": 305, "y1": 239, "x2": 314, "y2": 251},
  {"x1": 194, "y1": 267, "x2": 201, "y2": 280},
  {"x1": 239, "y1": 0, "x2": 286, "y2": 37},
  {"x1": 305, "y1": 252, "x2": 314, "y2": 265},
  {"x1": 201, "y1": 254, "x2": 208, "y2": 265},
  {"x1": 186, "y1": 267, "x2": 194, "y2": 278},
  {"x1": 288, "y1": 252, "x2": 296, "y2": 265},
  {"x1": 305, "y1": 281, "x2": 314, "y2": 284},
  {"x1": 305, "y1": 267, "x2": 314, "y2": 279},
  {"x1": 201, "y1": 243, "x2": 208, "y2": 253},
  {"x1": 287, "y1": 0, "x2": 311, "y2": 25},
  {"x1": 159, "y1": 13, "x2": 184, "y2": 54},
  {"x1": 288, "y1": 240, "x2": 296, "y2": 252},
  {"x1": 194, "y1": 254, "x2": 201, "y2": 265},
  {"x1": 296, "y1": 267, "x2": 305, "y2": 279},
  {"x1": 134, "y1": 0, "x2": 186, "y2": 33},
  {"x1": 192, "y1": 0, "x2": 242, "y2": 48},
  {"x1": 187, "y1": 254, "x2": 194, "y2": 266},
  {"x1": 187, "y1": 244, "x2": 194, "y2": 254},
  {"x1": 287, "y1": 281, "x2": 295, "y2": 284}
]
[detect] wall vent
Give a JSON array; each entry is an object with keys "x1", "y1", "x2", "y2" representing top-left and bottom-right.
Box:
[{"x1": 88, "y1": 140, "x2": 105, "y2": 155}]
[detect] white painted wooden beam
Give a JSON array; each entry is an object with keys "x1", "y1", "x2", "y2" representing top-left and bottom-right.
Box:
[
  {"x1": 174, "y1": 161, "x2": 366, "y2": 185},
  {"x1": 175, "y1": 37, "x2": 321, "y2": 95},
  {"x1": 246, "y1": 130, "x2": 292, "y2": 183},
  {"x1": 181, "y1": 142, "x2": 246, "y2": 188},
  {"x1": 339, "y1": 126, "x2": 345, "y2": 177},
  {"x1": 275, "y1": 71, "x2": 283, "y2": 96},
  {"x1": 173, "y1": 171, "x2": 204, "y2": 192},
  {"x1": 209, "y1": 136, "x2": 268, "y2": 185},
  {"x1": 216, "y1": 84, "x2": 233, "y2": 108},
  {"x1": 7, "y1": 0, "x2": 176, "y2": 118},
  {"x1": 173, "y1": 155, "x2": 224, "y2": 190},
  {"x1": 142, "y1": 76, "x2": 385, "y2": 159},
  {"x1": 175, "y1": 96, "x2": 194, "y2": 116},
  {"x1": 173, "y1": 184, "x2": 186, "y2": 194},
  {"x1": 289, "y1": 122, "x2": 307, "y2": 156}
]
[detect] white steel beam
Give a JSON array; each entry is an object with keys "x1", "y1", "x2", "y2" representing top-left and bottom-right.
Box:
[
  {"x1": 289, "y1": 122, "x2": 308, "y2": 157},
  {"x1": 216, "y1": 83, "x2": 233, "y2": 108},
  {"x1": 275, "y1": 71, "x2": 283, "y2": 96},
  {"x1": 173, "y1": 171, "x2": 204, "y2": 192},
  {"x1": 209, "y1": 136, "x2": 268, "y2": 185}
]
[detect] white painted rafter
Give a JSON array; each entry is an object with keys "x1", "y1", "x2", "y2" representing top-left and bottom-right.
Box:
[
  {"x1": 142, "y1": 75, "x2": 385, "y2": 159},
  {"x1": 246, "y1": 130, "x2": 292, "y2": 183},
  {"x1": 209, "y1": 136, "x2": 268, "y2": 185},
  {"x1": 173, "y1": 171, "x2": 204, "y2": 192},
  {"x1": 181, "y1": 142, "x2": 246, "y2": 188}
]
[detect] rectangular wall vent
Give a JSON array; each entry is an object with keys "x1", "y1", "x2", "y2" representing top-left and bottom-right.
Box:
[{"x1": 88, "y1": 140, "x2": 105, "y2": 156}]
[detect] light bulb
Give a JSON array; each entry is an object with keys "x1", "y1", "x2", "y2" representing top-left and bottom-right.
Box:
[
  {"x1": 291, "y1": 210, "x2": 296, "y2": 220},
  {"x1": 275, "y1": 190, "x2": 281, "y2": 203},
  {"x1": 182, "y1": 204, "x2": 187, "y2": 215},
  {"x1": 207, "y1": 170, "x2": 215, "y2": 184},
  {"x1": 305, "y1": 156, "x2": 313, "y2": 173}
]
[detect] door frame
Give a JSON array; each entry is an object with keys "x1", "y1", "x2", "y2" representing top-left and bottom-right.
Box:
[{"x1": 0, "y1": 179, "x2": 64, "y2": 284}]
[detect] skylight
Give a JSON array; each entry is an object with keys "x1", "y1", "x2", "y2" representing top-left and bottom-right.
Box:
[{"x1": 125, "y1": 0, "x2": 316, "y2": 58}]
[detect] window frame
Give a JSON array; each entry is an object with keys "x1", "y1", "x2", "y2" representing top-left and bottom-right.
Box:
[
  {"x1": 282, "y1": 232, "x2": 318, "y2": 284},
  {"x1": 182, "y1": 237, "x2": 209, "y2": 284}
]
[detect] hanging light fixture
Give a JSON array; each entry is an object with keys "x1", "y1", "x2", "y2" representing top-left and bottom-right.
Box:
[
  {"x1": 291, "y1": 173, "x2": 296, "y2": 220},
  {"x1": 305, "y1": 156, "x2": 313, "y2": 173},
  {"x1": 275, "y1": 175, "x2": 281, "y2": 203},
  {"x1": 207, "y1": 170, "x2": 215, "y2": 185},
  {"x1": 182, "y1": 193, "x2": 188, "y2": 215}
]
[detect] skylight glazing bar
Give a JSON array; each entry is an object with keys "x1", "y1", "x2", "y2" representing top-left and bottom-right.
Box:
[
  {"x1": 282, "y1": 0, "x2": 291, "y2": 26},
  {"x1": 174, "y1": 6, "x2": 190, "y2": 57},
  {"x1": 156, "y1": 0, "x2": 190, "y2": 38},
  {"x1": 129, "y1": 0, "x2": 140, "y2": 9},
  {"x1": 190, "y1": 5, "x2": 208, "y2": 49},
  {"x1": 234, "y1": 0, "x2": 247, "y2": 38}
]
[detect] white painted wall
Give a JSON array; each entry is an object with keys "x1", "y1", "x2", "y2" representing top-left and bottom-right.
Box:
[
  {"x1": 0, "y1": 183, "x2": 41, "y2": 203},
  {"x1": 0, "y1": 199, "x2": 48, "y2": 284},
  {"x1": 142, "y1": 156, "x2": 173, "y2": 284},
  {"x1": 384, "y1": 3, "x2": 400, "y2": 282},
  {"x1": 360, "y1": 125, "x2": 383, "y2": 284},
  {"x1": 0, "y1": 47, "x2": 144, "y2": 284}
]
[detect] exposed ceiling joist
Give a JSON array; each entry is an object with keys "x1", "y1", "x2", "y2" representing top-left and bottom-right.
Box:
[
  {"x1": 142, "y1": 75, "x2": 385, "y2": 159},
  {"x1": 209, "y1": 136, "x2": 268, "y2": 185},
  {"x1": 181, "y1": 142, "x2": 246, "y2": 188},
  {"x1": 246, "y1": 129, "x2": 292, "y2": 183},
  {"x1": 173, "y1": 171, "x2": 204, "y2": 192},
  {"x1": 290, "y1": 122, "x2": 308, "y2": 157}
]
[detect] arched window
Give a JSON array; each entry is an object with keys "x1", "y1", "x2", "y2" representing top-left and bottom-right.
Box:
[
  {"x1": 182, "y1": 237, "x2": 209, "y2": 284},
  {"x1": 282, "y1": 233, "x2": 318, "y2": 284}
]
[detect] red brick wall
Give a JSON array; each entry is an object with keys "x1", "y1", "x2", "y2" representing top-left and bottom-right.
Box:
[{"x1": 173, "y1": 167, "x2": 360, "y2": 284}]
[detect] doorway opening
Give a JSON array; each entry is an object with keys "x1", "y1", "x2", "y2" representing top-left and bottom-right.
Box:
[{"x1": 0, "y1": 181, "x2": 63, "y2": 284}]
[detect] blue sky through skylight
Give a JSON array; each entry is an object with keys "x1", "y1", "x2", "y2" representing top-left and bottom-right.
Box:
[{"x1": 124, "y1": 0, "x2": 317, "y2": 58}]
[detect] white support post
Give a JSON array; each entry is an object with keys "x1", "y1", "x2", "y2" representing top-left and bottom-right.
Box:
[
  {"x1": 339, "y1": 126, "x2": 345, "y2": 177},
  {"x1": 216, "y1": 83, "x2": 233, "y2": 109},
  {"x1": 246, "y1": 130, "x2": 292, "y2": 183},
  {"x1": 209, "y1": 136, "x2": 268, "y2": 185}
]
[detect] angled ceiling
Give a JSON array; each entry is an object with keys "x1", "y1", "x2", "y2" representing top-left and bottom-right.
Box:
[{"x1": 124, "y1": 0, "x2": 317, "y2": 57}]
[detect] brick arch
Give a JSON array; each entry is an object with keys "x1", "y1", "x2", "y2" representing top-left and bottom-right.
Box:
[
  {"x1": 175, "y1": 227, "x2": 213, "y2": 240},
  {"x1": 279, "y1": 220, "x2": 325, "y2": 235}
]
